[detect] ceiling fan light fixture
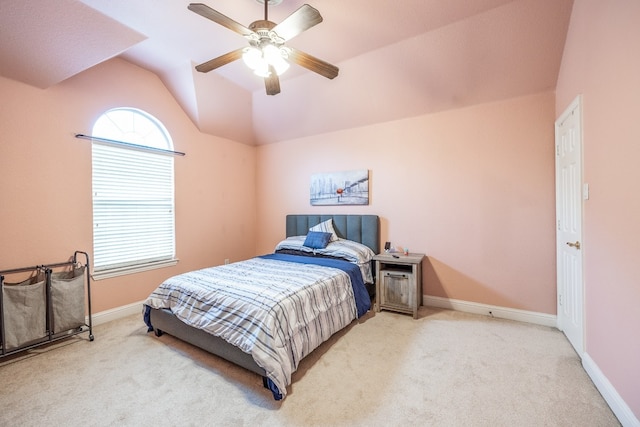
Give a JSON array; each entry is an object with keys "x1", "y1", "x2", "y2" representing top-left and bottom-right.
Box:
[
  {"x1": 242, "y1": 46, "x2": 263, "y2": 70},
  {"x1": 263, "y1": 44, "x2": 289, "y2": 74},
  {"x1": 253, "y1": 62, "x2": 271, "y2": 78},
  {"x1": 242, "y1": 45, "x2": 289, "y2": 77}
]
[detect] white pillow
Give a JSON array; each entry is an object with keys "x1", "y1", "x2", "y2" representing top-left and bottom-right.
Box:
[{"x1": 309, "y1": 219, "x2": 339, "y2": 242}]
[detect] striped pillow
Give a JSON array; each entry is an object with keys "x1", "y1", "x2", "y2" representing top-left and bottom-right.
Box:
[{"x1": 309, "y1": 219, "x2": 339, "y2": 242}]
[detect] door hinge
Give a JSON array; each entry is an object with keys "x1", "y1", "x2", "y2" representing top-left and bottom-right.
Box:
[{"x1": 559, "y1": 294, "x2": 563, "y2": 306}]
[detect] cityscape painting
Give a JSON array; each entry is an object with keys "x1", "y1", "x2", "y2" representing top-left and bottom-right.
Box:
[{"x1": 310, "y1": 169, "x2": 369, "y2": 206}]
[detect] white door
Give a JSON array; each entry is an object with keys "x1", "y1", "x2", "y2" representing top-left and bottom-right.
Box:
[{"x1": 555, "y1": 95, "x2": 584, "y2": 356}]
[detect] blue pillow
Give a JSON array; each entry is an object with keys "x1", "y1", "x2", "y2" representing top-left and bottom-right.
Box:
[{"x1": 303, "y1": 231, "x2": 332, "y2": 249}]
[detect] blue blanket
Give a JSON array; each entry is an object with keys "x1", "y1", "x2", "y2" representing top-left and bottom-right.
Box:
[{"x1": 258, "y1": 253, "x2": 371, "y2": 318}]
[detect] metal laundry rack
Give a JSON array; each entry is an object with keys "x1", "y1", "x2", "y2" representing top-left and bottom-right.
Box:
[{"x1": 0, "y1": 250, "x2": 93, "y2": 358}]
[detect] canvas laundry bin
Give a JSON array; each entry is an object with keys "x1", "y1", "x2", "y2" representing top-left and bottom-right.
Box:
[
  {"x1": 1, "y1": 274, "x2": 47, "y2": 350},
  {"x1": 50, "y1": 266, "x2": 86, "y2": 334}
]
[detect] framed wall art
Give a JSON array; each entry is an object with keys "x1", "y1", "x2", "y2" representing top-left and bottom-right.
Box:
[{"x1": 310, "y1": 169, "x2": 369, "y2": 206}]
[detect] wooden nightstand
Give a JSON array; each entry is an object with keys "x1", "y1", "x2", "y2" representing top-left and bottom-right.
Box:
[{"x1": 373, "y1": 252, "x2": 425, "y2": 319}]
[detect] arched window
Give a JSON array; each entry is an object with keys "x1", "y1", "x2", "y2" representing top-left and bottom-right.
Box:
[{"x1": 91, "y1": 108, "x2": 176, "y2": 278}]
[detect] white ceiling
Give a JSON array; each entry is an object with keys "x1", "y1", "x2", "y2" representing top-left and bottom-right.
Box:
[{"x1": 0, "y1": 0, "x2": 574, "y2": 145}]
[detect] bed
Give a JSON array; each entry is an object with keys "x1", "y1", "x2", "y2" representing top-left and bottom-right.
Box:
[{"x1": 143, "y1": 214, "x2": 379, "y2": 400}]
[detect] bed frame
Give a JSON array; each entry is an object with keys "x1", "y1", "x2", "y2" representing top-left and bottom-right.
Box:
[{"x1": 148, "y1": 214, "x2": 380, "y2": 383}]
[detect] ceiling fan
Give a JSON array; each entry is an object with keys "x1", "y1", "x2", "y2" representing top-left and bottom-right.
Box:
[{"x1": 188, "y1": 1, "x2": 339, "y2": 95}]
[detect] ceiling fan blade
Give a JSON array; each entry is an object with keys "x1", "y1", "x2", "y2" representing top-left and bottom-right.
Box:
[
  {"x1": 188, "y1": 3, "x2": 254, "y2": 36},
  {"x1": 195, "y1": 48, "x2": 244, "y2": 73},
  {"x1": 273, "y1": 4, "x2": 323, "y2": 41},
  {"x1": 288, "y1": 48, "x2": 339, "y2": 80},
  {"x1": 264, "y1": 66, "x2": 281, "y2": 95}
]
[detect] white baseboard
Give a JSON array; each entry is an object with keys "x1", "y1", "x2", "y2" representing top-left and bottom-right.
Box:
[
  {"x1": 88, "y1": 300, "x2": 145, "y2": 327},
  {"x1": 582, "y1": 353, "x2": 639, "y2": 427},
  {"x1": 423, "y1": 295, "x2": 557, "y2": 328}
]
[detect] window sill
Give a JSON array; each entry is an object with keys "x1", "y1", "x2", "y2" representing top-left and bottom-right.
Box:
[{"x1": 92, "y1": 259, "x2": 179, "y2": 281}]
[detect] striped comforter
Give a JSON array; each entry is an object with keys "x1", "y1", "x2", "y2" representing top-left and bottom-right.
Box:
[{"x1": 144, "y1": 254, "x2": 369, "y2": 399}]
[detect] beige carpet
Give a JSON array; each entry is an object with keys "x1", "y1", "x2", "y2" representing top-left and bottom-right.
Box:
[{"x1": 0, "y1": 307, "x2": 619, "y2": 426}]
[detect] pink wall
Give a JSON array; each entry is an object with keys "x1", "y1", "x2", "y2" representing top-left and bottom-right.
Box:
[
  {"x1": 256, "y1": 92, "x2": 557, "y2": 314},
  {"x1": 0, "y1": 58, "x2": 257, "y2": 313},
  {"x1": 556, "y1": 0, "x2": 640, "y2": 419}
]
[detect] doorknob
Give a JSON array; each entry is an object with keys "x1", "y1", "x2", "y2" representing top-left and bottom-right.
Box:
[{"x1": 566, "y1": 241, "x2": 581, "y2": 250}]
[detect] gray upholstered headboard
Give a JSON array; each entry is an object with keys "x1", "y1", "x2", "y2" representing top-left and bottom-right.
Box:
[{"x1": 286, "y1": 214, "x2": 380, "y2": 254}]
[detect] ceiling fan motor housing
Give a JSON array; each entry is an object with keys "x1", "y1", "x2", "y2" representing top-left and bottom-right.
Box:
[{"x1": 248, "y1": 20, "x2": 287, "y2": 51}]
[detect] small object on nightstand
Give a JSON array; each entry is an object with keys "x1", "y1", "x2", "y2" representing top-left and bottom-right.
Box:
[{"x1": 373, "y1": 252, "x2": 425, "y2": 319}]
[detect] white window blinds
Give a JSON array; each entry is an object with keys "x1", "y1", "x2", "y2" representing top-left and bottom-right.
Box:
[{"x1": 91, "y1": 108, "x2": 176, "y2": 277}]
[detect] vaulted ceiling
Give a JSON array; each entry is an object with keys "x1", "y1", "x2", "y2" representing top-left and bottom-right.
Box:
[{"x1": 0, "y1": 0, "x2": 573, "y2": 145}]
